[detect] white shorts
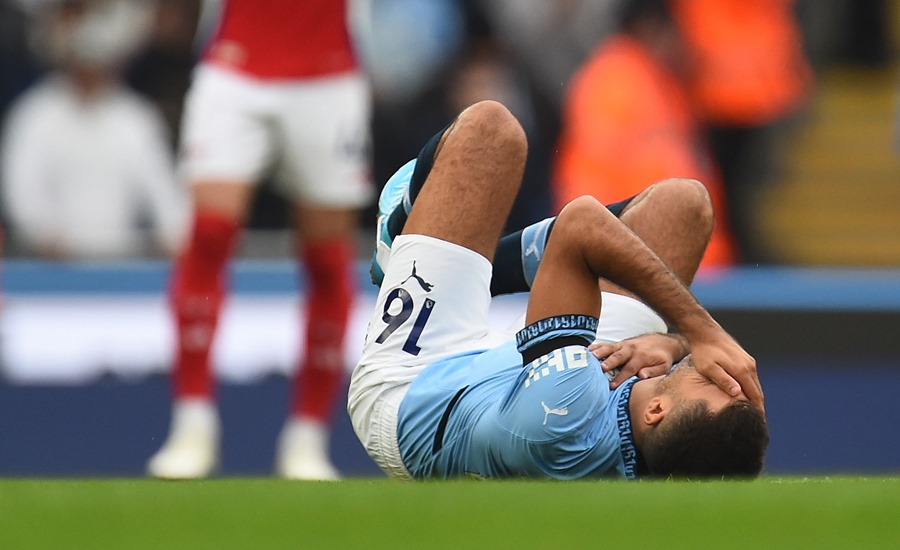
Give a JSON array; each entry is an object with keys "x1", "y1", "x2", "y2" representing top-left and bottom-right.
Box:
[
  {"x1": 595, "y1": 292, "x2": 667, "y2": 343},
  {"x1": 347, "y1": 235, "x2": 506, "y2": 478},
  {"x1": 179, "y1": 64, "x2": 372, "y2": 208}
]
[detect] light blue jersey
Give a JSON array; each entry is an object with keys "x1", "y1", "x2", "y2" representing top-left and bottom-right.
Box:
[{"x1": 396, "y1": 341, "x2": 640, "y2": 480}]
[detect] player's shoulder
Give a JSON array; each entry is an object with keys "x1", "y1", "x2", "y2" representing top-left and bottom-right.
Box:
[{"x1": 518, "y1": 345, "x2": 610, "y2": 429}]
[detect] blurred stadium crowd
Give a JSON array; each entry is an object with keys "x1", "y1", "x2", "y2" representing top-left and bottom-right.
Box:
[{"x1": 0, "y1": 0, "x2": 897, "y2": 266}]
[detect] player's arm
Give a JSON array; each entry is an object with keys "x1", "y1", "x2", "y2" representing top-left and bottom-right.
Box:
[{"x1": 525, "y1": 196, "x2": 764, "y2": 414}]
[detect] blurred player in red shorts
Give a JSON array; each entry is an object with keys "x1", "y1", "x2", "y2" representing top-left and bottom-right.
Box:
[{"x1": 147, "y1": 0, "x2": 371, "y2": 480}]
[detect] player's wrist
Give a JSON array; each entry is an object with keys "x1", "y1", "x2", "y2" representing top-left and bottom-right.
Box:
[
  {"x1": 675, "y1": 311, "x2": 722, "y2": 344},
  {"x1": 663, "y1": 332, "x2": 690, "y2": 361}
]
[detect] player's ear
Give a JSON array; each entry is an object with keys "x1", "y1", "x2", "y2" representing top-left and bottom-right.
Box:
[{"x1": 644, "y1": 396, "x2": 668, "y2": 427}]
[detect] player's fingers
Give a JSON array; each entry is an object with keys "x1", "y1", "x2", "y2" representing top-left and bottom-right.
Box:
[
  {"x1": 590, "y1": 342, "x2": 618, "y2": 358},
  {"x1": 609, "y1": 363, "x2": 635, "y2": 387},
  {"x1": 635, "y1": 365, "x2": 668, "y2": 380},
  {"x1": 733, "y1": 368, "x2": 765, "y2": 415},
  {"x1": 609, "y1": 367, "x2": 633, "y2": 389},
  {"x1": 705, "y1": 364, "x2": 743, "y2": 400},
  {"x1": 600, "y1": 348, "x2": 632, "y2": 372},
  {"x1": 609, "y1": 356, "x2": 661, "y2": 388},
  {"x1": 721, "y1": 353, "x2": 765, "y2": 414}
]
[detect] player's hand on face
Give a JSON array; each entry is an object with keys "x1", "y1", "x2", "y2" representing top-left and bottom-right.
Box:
[
  {"x1": 687, "y1": 331, "x2": 765, "y2": 416},
  {"x1": 589, "y1": 333, "x2": 689, "y2": 390}
]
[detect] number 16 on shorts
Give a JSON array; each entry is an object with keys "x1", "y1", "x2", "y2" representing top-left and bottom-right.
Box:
[{"x1": 374, "y1": 287, "x2": 436, "y2": 356}]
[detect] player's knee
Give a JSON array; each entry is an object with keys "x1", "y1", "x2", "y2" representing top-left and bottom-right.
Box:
[
  {"x1": 655, "y1": 178, "x2": 714, "y2": 231},
  {"x1": 555, "y1": 196, "x2": 607, "y2": 240},
  {"x1": 192, "y1": 183, "x2": 253, "y2": 223},
  {"x1": 656, "y1": 178, "x2": 712, "y2": 211},
  {"x1": 458, "y1": 100, "x2": 527, "y2": 157}
]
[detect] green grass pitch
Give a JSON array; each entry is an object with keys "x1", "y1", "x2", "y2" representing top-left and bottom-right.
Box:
[{"x1": 1, "y1": 477, "x2": 898, "y2": 549}]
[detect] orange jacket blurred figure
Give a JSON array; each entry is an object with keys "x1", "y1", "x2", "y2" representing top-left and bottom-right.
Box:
[
  {"x1": 554, "y1": 2, "x2": 736, "y2": 267},
  {"x1": 670, "y1": 0, "x2": 812, "y2": 263},
  {"x1": 671, "y1": 0, "x2": 812, "y2": 127}
]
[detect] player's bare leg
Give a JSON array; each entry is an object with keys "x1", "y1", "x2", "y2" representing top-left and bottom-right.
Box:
[
  {"x1": 276, "y1": 204, "x2": 358, "y2": 480},
  {"x1": 603, "y1": 177, "x2": 713, "y2": 295},
  {"x1": 402, "y1": 100, "x2": 526, "y2": 257},
  {"x1": 347, "y1": 101, "x2": 526, "y2": 477},
  {"x1": 148, "y1": 181, "x2": 252, "y2": 479}
]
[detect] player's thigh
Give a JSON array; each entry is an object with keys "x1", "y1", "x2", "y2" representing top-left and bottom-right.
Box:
[
  {"x1": 402, "y1": 100, "x2": 526, "y2": 261},
  {"x1": 614, "y1": 178, "x2": 712, "y2": 285},
  {"x1": 179, "y1": 65, "x2": 277, "y2": 186},
  {"x1": 358, "y1": 234, "x2": 504, "y2": 371},
  {"x1": 274, "y1": 72, "x2": 372, "y2": 209}
]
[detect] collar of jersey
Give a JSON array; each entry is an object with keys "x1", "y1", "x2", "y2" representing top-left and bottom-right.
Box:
[{"x1": 616, "y1": 377, "x2": 640, "y2": 479}]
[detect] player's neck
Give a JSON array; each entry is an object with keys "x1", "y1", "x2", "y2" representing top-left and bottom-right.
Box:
[{"x1": 628, "y1": 377, "x2": 663, "y2": 450}]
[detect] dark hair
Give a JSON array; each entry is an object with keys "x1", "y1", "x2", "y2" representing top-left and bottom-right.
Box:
[{"x1": 642, "y1": 401, "x2": 769, "y2": 479}]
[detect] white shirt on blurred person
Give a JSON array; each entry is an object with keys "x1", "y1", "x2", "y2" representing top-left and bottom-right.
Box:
[
  {"x1": 1, "y1": 75, "x2": 187, "y2": 259},
  {"x1": 0, "y1": 0, "x2": 187, "y2": 260}
]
